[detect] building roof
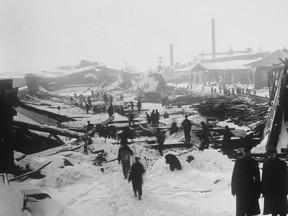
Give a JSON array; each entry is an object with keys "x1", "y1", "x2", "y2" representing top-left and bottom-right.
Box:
[
  {"x1": 174, "y1": 64, "x2": 196, "y2": 72},
  {"x1": 246, "y1": 49, "x2": 288, "y2": 68},
  {"x1": 192, "y1": 59, "x2": 256, "y2": 71}
]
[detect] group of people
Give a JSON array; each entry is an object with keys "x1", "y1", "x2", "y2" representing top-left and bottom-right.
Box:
[
  {"x1": 145, "y1": 109, "x2": 160, "y2": 127},
  {"x1": 232, "y1": 147, "x2": 288, "y2": 216},
  {"x1": 117, "y1": 126, "x2": 184, "y2": 200},
  {"x1": 180, "y1": 115, "x2": 212, "y2": 150}
]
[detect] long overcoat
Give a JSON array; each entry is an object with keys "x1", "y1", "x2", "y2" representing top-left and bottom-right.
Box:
[
  {"x1": 231, "y1": 156, "x2": 261, "y2": 216},
  {"x1": 262, "y1": 157, "x2": 288, "y2": 215}
]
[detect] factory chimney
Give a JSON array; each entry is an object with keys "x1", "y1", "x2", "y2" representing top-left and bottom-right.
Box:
[
  {"x1": 170, "y1": 44, "x2": 174, "y2": 67},
  {"x1": 211, "y1": 18, "x2": 216, "y2": 58}
]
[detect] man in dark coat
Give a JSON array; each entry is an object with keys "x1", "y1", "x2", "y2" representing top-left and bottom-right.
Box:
[
  {"x1": 155, "y1": 109, "x2": 160, "y2": 127},
  {"x1": 151, "y1": 110, "x2": 156, "y2": 127},
  {"x1": 181, "y1": 115, "x2": 192, "y2": 147},
  {"x1": 199, "y1": 121, "x2": 211, "y2": 150},
  {"x1": 103, "y1": 92, "x2": 108, "y2": 104},
  {"x1": 85, "y1": 103, "x2": 90, "y2": 114},
  {"x1": 165, "y1": 154, "x2": 182, "y2": 171},
  {"x1": 118, "y1": 143, "x2": 134, "y2": 179},
  {"x1": 128, "y1": 157, "x2": 145, "y2": 200},
  {"x1": 222, "y1": 126, "x2": 234, "y2": 153},
  {"x1": 108, "y1": 104, "x2": 114, "y2": 118},
  {"x1": 130, "y1": 101, "x2": 134, "y2": 111},
  {"x1": 231, "y1": 147, "x2": 261, "y2": 216},
  {"x1": 170, "y1": 121, "x2": 179, "y2": 135},
  {"x1": 262, "y1": 147, "x2": 288, "y2": 216},
  {"x1": 155, "y1": 129, "x2": 165, "y2": 156},
  {"x1": 137, "y1": 100, "x2": 142, "y2": 112}
]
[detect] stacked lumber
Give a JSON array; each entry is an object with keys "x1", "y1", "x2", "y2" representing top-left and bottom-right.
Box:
[{"x1": 195, "y1": 95, "x2": 269, "y2": 128}]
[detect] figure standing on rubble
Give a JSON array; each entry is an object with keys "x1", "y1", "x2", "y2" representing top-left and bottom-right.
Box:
[
  {"x1": 155, "y1": 129, "x2": 165, "y2": 156},
  {"x1": 108, "y1": 104, "x2": 114, "y2": 118},
  {"x1": 170, "y1": 121, "x2": 179, "y2": 135},
  {"x1": 199, "y1": 121, "x2": 211, "y2": 150},
  {"x1": 137, "y1": 100, "x2": 142, "y2": 113},
  {"x1": 85, "y1": 103, "x2": 90, "y2": 114},
  {"x1": 151, "y1": 110, "x2": 156, "y2": 127},
  {"x1": 262, "y1": 147, "x2": 288, "y2": 216},
  {"x1": 181, "y1": 115, "x2": 192, "y2": 147},
  {"x1": 231, "y1": 147, "x2": 261, "y2": 216},
  {"x1": 103, "y1": 92, "x2": 108, "y2": 104},
  {"x1": 155, "y1": 109, "x2": 160, "y2": 127},
  {"x1": 222, "y1": 126, "x2": 234, "y2": 154},
  {"x1": 128, "y1": 156, "x2": 145, "y2": 200},
  {"x1": 118, "y1": 141, "x2": 134, "y2": 179},
  {"x1": 145, "y1": 112, "x2": 151, "y2": 124},
  {"x1": 109, "y1": 95, "x2": 113, "y2": 104},
  {"x1": 130, "y1": 100, "x2": 134, "y2": 111},
  {"x1": 88, "y1": 96, "x2": 92, "y2": 108}
]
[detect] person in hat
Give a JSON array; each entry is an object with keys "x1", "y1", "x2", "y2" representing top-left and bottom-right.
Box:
[
  {"x1": 231, "y1": 147, "x2": 261, "y2": 216},
  {"x1": 262, "y1": 147, "x2": 288, "y2": 216},
  {"x1": 155, "y1": 129, "x2": 166, "y2": 156},
  {"x1": 181, "y1": 115, "x2": 192, "y2": 148},
  {"x1": 128, "y1": 156, "x2": 145, "y2": 200}
]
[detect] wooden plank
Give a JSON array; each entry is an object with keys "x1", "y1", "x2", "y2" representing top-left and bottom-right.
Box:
[
  {"x1": 9, "y1": 161, "x2": 52, "y2": 182},
  {"x1": 13, "y1": 120, "x2": 82, "y2": 138}
]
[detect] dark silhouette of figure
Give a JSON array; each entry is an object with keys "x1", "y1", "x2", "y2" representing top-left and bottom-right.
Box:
[
  {"x1": 163, "y1": 111, "x2": 169, "y2": 119},
  {"x1": 231, "y1": 147, "x2": 261, "y2": 216},
  {"x1": 128, "y1": 157, "x2": 145, "y2": 200},
  {"x1": 103, "y1": 92, "x2": 108, "y2": 105},
  {"x1": 145, "y1": 112, "x2": 151, "y2": 124},
  {"x1": 120, "y1": 94, "x2": 124, "y2": 101},
  {"x1": 118, "y1": 144, "x2": 133, "y2": 179},
  {"x1": 137, "y1": 100, "x2": 142, "y2": 112},
  {"x1": 155, "y1": 130, "x2": 165, "y2": 156},
  {"x1": 87, "y1": 96, "x2": 92, "y2": 108},
  {"x1": 165, "y1": 154, "x2": 182, "y2": 171},
  {"x1": 181, "y1": 115, "x2": 192, "y2": 147},
  {"x1": 130, "y1": 101, "x2": 134, "y2": 111},
  {"x1": 199, "y1": 121, "x2": 211, "y2": 150},
  {"x1": 155, "y1": 109, "x2": 160, "y2": 127},
  {"x1": 151, "y1": 110, "x2": 156, "y2": 127},
  {"x1": 262, "y1": 148, "x2": 288, "y2": 216},
  {"x1": 86, "y1": 121, "x2": 94, "y2": 136},
  {"x1": 108, "y1": 104, "x2": 114, "y2": 118},
  {"x1": 222, "y1": 126, "x2": 234, "y2": 153},
  {"x1": 85, "y1": 103, "x2": 90, "y2": 114},
  {"x1": 170, "y1": 121, "x2": 179, "y2": 135}
]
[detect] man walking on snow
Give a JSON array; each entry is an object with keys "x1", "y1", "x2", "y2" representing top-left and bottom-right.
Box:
[{"x1": 128, "y1": 156, "x2": 145, "y2": 200}]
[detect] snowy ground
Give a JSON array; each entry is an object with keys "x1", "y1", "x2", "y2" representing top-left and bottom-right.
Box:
[{"x1": 1, "y1": 84, "x2": 270, "y2": 216}]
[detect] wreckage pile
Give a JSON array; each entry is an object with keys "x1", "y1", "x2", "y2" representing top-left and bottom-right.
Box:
[{"x1": 195, "y1": 94, "x2": 269, "y2": 128}]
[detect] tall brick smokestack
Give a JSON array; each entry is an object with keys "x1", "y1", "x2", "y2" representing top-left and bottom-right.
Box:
[
  {"x1": 170, "y1": 44, "x2": 174, "y2": 67},
  {"x1": 211, "y1": 18, "x2": 216, "y2": 58}
]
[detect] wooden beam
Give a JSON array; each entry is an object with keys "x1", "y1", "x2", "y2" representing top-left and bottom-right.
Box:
[{"x1": 13, "y1": 120, "x2": 82, "y2": 138}]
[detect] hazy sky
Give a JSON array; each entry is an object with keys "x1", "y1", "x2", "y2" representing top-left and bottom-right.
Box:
[{"x1": 1, "y1": 0, "x2": 288, "y2": 73}]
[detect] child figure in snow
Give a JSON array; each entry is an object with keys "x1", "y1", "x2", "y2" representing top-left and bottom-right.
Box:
[
  {"x1": 118, "y1": 142, "x2": 133, "y2": 179},
  {"x1": 128, "y1": 157, "x2": 145, "y2": 200}
]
